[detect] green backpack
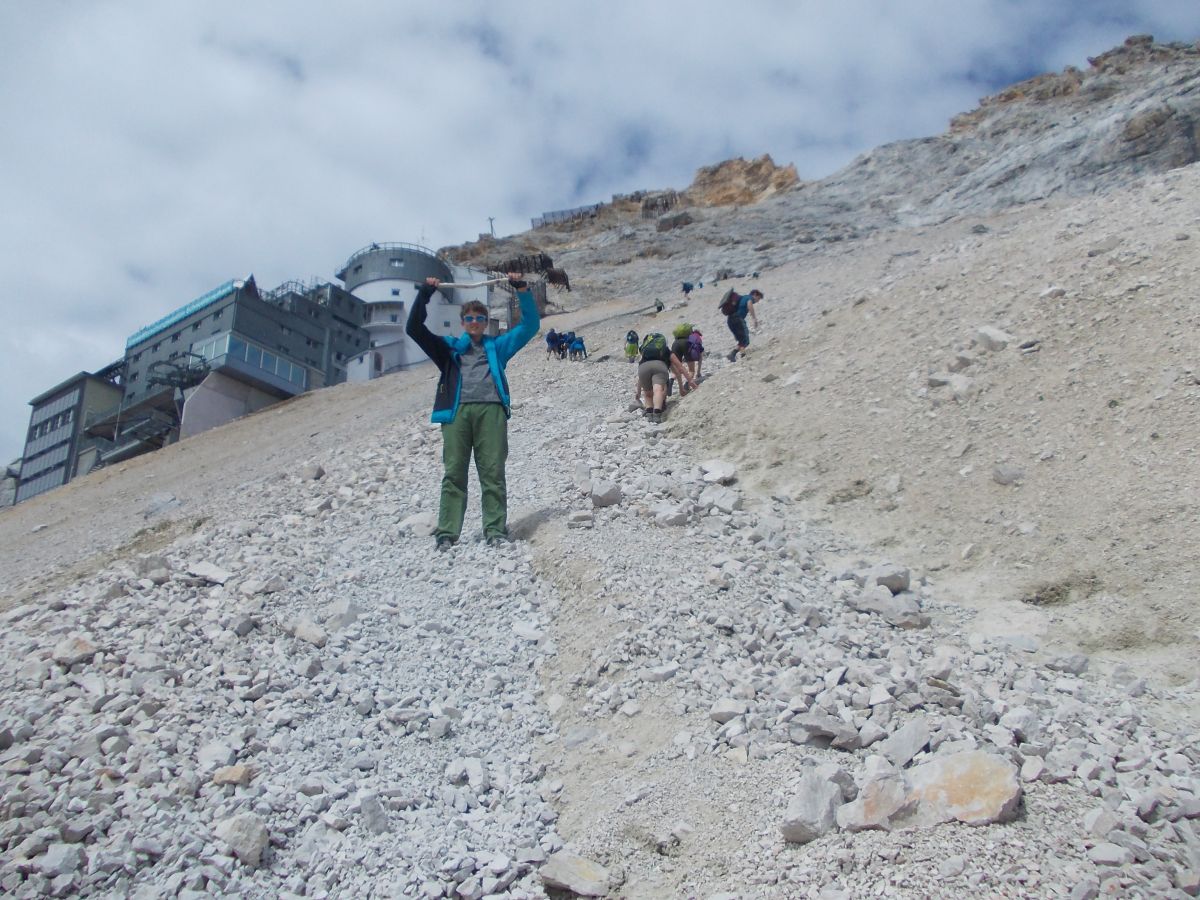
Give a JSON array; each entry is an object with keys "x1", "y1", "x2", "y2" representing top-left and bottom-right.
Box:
[{"x1": 640, "y1": 333, "x2": 670, "y2": 363}]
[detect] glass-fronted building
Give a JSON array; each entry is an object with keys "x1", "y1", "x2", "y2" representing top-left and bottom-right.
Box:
[
  {"x1": 79, "y1": 277, "x2": 370, "y2": 482},
  {"x1": 15, "y1": 363, "x2": 124, "y2": 503}
]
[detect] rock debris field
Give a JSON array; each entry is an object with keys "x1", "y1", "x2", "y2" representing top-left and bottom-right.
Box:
[
  {"x1": 3, "y1": 53, "x2": 1200, "y2": 896},
  {"x1": 2, "y1": 300, "x2": 1199, "y2": 898}
]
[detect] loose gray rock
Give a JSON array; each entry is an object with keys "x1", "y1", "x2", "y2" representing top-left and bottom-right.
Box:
[
  {"x1": 879, "y1": 716, "x2": 930, "y2": 768},
  {"x1": 51, "y1": 635, "x2": 98, "y2": 666},
  {"x1": 215, "y1": 813, "x2": 269, "y2": 868},
  {"x1": 992, "y1": 464, "x2": 1026, "y2": 485},
  {"x1": 905, "y1": 750, "x2": 1021, "y2": 826},
  {"x1": 292, "y1": 618, "x2": 328, "y2": 648},
  {"x1": 836, "y1": 773, "x2": 911, "y2": 832},
  {"x1": 590, "y1": 480, "x2": 623, "y2": 508},
  {"x1": 975, "y1": 325, "x2": 1016, "y2": 351},
  {"x1": 540, "y1": 851, "x2": 610, "y2": 897},
  {"x1": 780, "y1": 774, "x2": 844, "y2": 843}
]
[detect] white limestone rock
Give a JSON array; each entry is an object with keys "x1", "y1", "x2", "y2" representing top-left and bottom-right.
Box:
[
  {"x1": 540, "y1": 852, "x2": 610, "y2": 897},
  {"x1": 700, "y1": 459, "x2": 738, "y2": 484},
  {"x1": 568, "y1": 510, "x2": 594, "y2": 528},
  {"x1": 904, "y1": 750, "x2": 1021, "y2": 826},
  {"x1": 215, "y1": 813, "x2": 269, "y2": 868},
  {"x1": 188, "y1": 561, "x2": 232, "y2": 584},
  {"x1": 292, "y1": 618, "x2": 328, "y2": 648},
  {"x1": 51, "y1": 635, "x2": 98, "y2": 666},
  {"x1": 780, "y1": 773, "x2": 844, "y2": 843},
  {"x1": 879, "y1": 717, "x2": 930, "y2": 768},
  {"x1": 836, "y1": 772, "x2": 911, "y2": 832},
  {"x1": 590, "y1": 480, "x2": 623, "y2": 508},
  {"x1": 698, "y1": 484, "x2": 742, "y2": 513},
  {"x1": 975, "y1": 325, "x2": 1016, "y2": 351},
  {"x1": 399, "y1": 510, "x2": 436, "y2": 536},
  {"x1": 710, "y1": 699, "x2": 747, "y2": 724}
]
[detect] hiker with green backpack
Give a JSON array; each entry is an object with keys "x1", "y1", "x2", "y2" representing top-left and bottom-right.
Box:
[
  {"x1": 634, "y1": 331, "x2": 698, "y2": 424},
  {"x1": 670, "y1": 323, "x2": 696, "y2": 396}
]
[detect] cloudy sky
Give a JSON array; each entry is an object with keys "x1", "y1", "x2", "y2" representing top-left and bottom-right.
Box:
[{"x1": 1, "y1": 1, "x2": 1197, "y2": 465}]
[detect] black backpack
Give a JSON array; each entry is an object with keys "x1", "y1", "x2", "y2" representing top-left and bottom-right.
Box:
[
  {"x1": 626, "y1": 330, "x2": 638, "y2": 345},
  {"x1": 640, "y1": 333, "x2": 669, "y2": 362},
  {"x1": 718, "y1": 289, "x2": 741, "y2": 316}
]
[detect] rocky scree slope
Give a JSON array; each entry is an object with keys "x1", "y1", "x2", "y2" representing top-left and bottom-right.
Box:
[
  {"x1": 448, "y1": 35, "x2": 1200, "y2": 686},
  {"x1": 0, "y1": 33, "x2": 1199, "y2": 900}
]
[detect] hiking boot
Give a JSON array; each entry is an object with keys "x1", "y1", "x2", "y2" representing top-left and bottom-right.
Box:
[
  {"x1": 726, "y1": 349, "x2": 739, "y2": 362},
  {"x1": 435, "y1": 535, "x2": 456, "y2": 551},
  {"x1": 485, "y1": 533, "x2": 511, "y2": 547}
]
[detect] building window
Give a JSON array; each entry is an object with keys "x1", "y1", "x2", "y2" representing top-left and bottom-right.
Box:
[
  {"x1": 391, "y1": 288, "x2": 401, "y2": 296},
  {"x1": 390, "y1": 314, "x2": 398, "y2": 323},
  {"x1": 171, "y1": 332, "x2": 180, "y2": 343},
  {"x1": 192, "y1": 322, "x2": 201, "y2": 331},
  {"x1": 130, "y1": 372, "x2": 139, "y2": 382},
  {"x1": 353, "y1": 265, "x2": 362, "y2": 274}
]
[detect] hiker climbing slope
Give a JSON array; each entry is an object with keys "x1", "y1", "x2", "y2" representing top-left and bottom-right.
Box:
[
  {"x1": 635, "y1": 331, "x2": 697, "y2": 424},
  {"x1": 720, "y1": 288, "x2": 762, "y2": 361}
]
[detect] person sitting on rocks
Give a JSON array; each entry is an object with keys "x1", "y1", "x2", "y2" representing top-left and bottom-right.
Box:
[
  {"x1": 635, "y1": 332, "x2": 697, "y2": 424},
  {"x1": 406, "y1": 272, "x2": 539, "y2": 549}
]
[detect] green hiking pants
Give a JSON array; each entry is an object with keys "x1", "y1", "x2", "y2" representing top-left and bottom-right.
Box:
[{"x1": 437, "y1": 402, "x2": 509, "y2": 541}]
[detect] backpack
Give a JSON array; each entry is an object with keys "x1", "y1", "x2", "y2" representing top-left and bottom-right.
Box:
[
  {"x1": 625, "y1": 330, "x2": 638, "y2": 346},
  {"x1": 718, "y1": 289, "x2": 741, "y2": 316},
  {"x1": 640, "y1": 333, "x2": 669, "y2": 363},
  {"x1": 672, "y1": 322, "x2": 694, "y2": 339},
  {"x1": 687, "y1": 332, "x2": 704, "y2": 360}
]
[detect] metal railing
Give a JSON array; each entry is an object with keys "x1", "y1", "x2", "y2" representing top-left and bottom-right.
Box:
[
  {"x1": 260, "y1": 279, "x2": 323, "y2": 304},
  {"x1": 339, "y1": 241, "x2": 442, "y2": 273}
]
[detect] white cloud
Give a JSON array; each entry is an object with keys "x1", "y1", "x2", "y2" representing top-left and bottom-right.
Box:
[{"x1": 0, "y1": 0, "x2": 1197, "y2": 462}]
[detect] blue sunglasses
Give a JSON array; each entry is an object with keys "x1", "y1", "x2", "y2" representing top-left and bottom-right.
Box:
[{"x1": 462, "y1": 314, "x2": 488, "y2": 323}]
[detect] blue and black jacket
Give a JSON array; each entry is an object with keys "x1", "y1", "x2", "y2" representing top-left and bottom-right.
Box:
[{"x1": 405, "y1": 281, "x2": 540, "y2": 424}]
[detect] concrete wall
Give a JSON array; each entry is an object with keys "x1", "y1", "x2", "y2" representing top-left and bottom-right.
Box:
[{"x1": 179, "y1": 371, "x2": 283, "y2": 440}]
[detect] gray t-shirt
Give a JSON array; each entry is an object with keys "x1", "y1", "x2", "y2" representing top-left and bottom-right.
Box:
[{"x1": 457, "y1": 338, "x2": 501, "y2": 404}]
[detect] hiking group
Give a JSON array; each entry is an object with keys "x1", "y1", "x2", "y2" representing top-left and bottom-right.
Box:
[
  {"x1": 405, "y1": 273, "x2": 762, "y2": 549},
  {"x1": 544, "y1": 328, "x2": 587, "y2": 361},
  {"x1": 626, "y1": 324, "x2": 703, "y2": 424}
]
